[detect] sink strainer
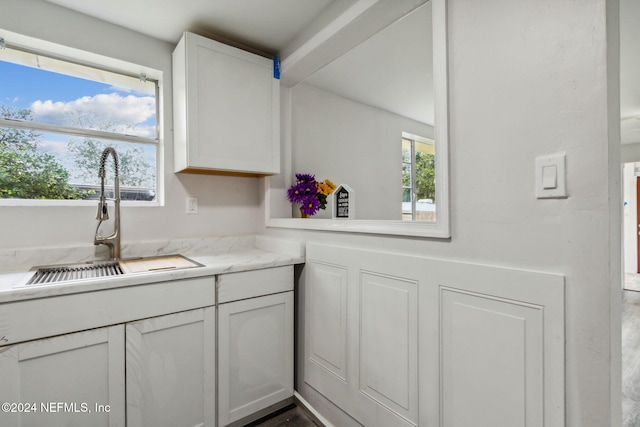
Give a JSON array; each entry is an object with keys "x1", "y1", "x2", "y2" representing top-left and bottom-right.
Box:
[{"x1": 27, "y1": 261, "x2": 124, "y2": 285}]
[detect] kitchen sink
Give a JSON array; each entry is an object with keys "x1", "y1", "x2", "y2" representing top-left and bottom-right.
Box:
[{"x1": 26, "y1": 254, "x2": 203, "y2": 285}]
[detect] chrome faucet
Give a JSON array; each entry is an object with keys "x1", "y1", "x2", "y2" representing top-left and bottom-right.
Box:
[{"x1": 94, "y1": 147, "x2": 121, "y2": 259}]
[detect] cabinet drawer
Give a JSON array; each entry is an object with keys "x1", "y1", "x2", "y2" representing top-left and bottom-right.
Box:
[
  {"x1": 0, "y1": 276, "x2": 215, "y2": 346},
  {"x1": 217, "y1": 266, "x2": 293, "y2": 303}
]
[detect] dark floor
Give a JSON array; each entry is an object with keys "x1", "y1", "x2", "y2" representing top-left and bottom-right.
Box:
[
  {"x1": 624, "y1": 289, "x2": 640, "y2": 426},
  {"x1": 248, "y1": 405, "x2": 320, "y2": 427}
]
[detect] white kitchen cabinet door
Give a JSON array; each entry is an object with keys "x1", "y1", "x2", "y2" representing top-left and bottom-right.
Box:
[
  {"x1": 173, "y1": 31, "x2": 280, "y2": 175},
  {"x1": 0, "y1": 325, "x2": 125, "y2": 427},
  {"x1": 218, "y1": 292, "x2": 293, "y2": 426},
  {"x1": 126, "y1": 307, "x2": 215, "y2": 427}
]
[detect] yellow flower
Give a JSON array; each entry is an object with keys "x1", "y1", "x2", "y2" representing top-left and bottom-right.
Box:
[{"x1": 317, "y1": 179, "x2": 336, "y2": 196}]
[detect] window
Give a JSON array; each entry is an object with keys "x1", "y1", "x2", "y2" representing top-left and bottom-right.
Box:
[
  {"x1": 0, "y1": 39, "x2": 159, "y2": 202},
  {"x1": 402, "y1": 132, "x2": 435, "y2": 221}
]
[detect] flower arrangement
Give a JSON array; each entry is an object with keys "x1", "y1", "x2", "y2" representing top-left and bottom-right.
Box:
[{"x1": 287, "y1": 173, "x2": 336, "y2": 217}]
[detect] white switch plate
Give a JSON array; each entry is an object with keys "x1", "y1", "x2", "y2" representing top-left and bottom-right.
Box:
[
  {"x1": 535, "y1": 153, "x2": 567, "y2": 198},
  {"x1": 186, "y1": 196, "x2": 198, "y2": 214}
]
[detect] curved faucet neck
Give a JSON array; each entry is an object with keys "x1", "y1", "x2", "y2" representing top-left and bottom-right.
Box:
[{"x1": 94, "y1": 147, "x2": 122, "y2": 260}]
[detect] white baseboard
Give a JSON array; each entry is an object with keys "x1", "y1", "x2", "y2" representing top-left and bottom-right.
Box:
[{"x1": 294, "y1": 391, "x2": 335, "y2": 427}]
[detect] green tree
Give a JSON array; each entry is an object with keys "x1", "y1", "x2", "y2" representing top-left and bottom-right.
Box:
[
  {"x1": 0, "y1": 106, "x2": 81, "y2": 199},
  {"x1": 65, "y1": 111, "x2": 155, "y2": 188},
  {"x1": 401, "y1": 151, "x2": 435, "y2": 202},
  {"x1": 415, "y1": 152, "x2": 435, "y2": 201},
  {"x1": 67, "y1": 138, "x2": 155, "y2": 187}
]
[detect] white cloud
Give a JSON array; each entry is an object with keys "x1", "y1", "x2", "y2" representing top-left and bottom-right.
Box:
[{"x1": 30, "y1": 93, "x2": 156, "y2": 135}]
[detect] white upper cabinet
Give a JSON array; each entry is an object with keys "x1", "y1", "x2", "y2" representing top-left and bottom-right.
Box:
[{"x1": 173, "y1": 32, "x2": 280, "y2": 175}]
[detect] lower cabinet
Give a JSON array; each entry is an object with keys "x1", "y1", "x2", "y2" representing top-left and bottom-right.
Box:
[
  {"x1": 0, "y1": 308, "x2": 217, "y2": 427},
  {"x1": 218, "y1": 268, "x2": 293, "y2": 427},
  {"x1": 126, "y1": 307, "x2": 216, "y2": 427},
  {"x1": 0, "y1": 325, "x2": 126, "y2": 427},
  {"x1": 0, "y1": 266, "x2": 297, "y2": 427}
]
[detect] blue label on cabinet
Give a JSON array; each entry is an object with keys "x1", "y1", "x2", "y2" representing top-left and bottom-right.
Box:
[{"x1": 273, "y1": 56, "x2": 281, "y2": 80}]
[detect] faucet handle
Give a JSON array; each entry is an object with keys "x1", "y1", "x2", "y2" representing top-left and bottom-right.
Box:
[{"x1": 96, "y1": 199, "x2": 110, "y2": 221}]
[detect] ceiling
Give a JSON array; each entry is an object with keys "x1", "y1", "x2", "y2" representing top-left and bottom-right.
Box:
[
  {"x1": 42, "y1": 0, "x2": 433, "y2": 126},
  {"x1": 305, "y1": 2, "x2": 433, "y2": 125},
  {"x1": 45, "y1": 0, "x2": 636, "y2": 134},
  {"x1": 44, "y1": 0, "x2": 338, "y2": 54}
]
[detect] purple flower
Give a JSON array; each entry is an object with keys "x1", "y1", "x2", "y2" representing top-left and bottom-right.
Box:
[
  {"x1": 288, "y1": 172, "x2": 324, "y2": 217},
  {"x1": 295, "y1": 173, "x2": 315, "y2": 183},
  {"x1": 300, "y1": 196, "x2": 321, "y2": 216},
  {"x1": 287, "y1": 181, "x2": 317, "y2": 203}
]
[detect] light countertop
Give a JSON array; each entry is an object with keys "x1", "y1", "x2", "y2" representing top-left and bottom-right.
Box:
[{"x1": 0, "y1": 235, "x2": 304, "y2": 304}]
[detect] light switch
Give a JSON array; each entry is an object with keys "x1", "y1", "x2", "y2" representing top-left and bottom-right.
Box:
[
  {"x1": 542, "y1": 165, "x2": 557, "y2": 189},
  {"x1": 535, "y1": 153, "x2": 567, "y2": 198}
]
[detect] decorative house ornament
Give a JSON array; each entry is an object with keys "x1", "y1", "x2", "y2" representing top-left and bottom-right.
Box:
[{"x1": 332, "y1": 184, "x2": 354, "y2": 219}]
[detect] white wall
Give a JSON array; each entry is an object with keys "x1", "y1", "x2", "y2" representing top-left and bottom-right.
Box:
[
  {"x1": 267, "y1": 0, "x2": 621, "y2": 425},
  {"x1": 0, "y1": 0, "x2": 262, "y2": 251},
  {"x1": 290, "y1": 83, "x2": 433, "y2": 220},
  {"x1": 1, "y1": 0, "x2": 622, "y2": 424}
]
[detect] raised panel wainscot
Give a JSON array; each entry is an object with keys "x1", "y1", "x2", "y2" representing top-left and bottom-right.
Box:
[{"x1": 304, "y1": 243, "x2": 564, "y2": 427}]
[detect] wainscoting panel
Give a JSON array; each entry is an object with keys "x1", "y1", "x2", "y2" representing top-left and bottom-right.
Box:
[
  {"x1": 441, "y1": 289, "x2": 543, "y2": 427},
  {"x1": 427, "y1": 260, "x2": 565, "y2": 427},
  {"x1": 303, "y1": 243, "x2": 564, "y2": 427},
  {"x1": 305, "y1": 244, "x2": 421, "y2": 427},
  {"x1": 359, "y1": 272, "x2": 418, "y2": 423},
  {"x1": 305, "y1": 260, "x2": 349, "y2": 391}
]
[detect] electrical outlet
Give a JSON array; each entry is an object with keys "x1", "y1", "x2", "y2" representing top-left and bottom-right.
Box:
[{"x1": 186, "y1": 196, "x2": 198, "y2": 214}]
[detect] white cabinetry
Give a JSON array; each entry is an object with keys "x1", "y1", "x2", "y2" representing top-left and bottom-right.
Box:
[
  {"x1": 0, "y1": 265, "x2": 298, "y2": 427},
  {"x1": 126, "y1": 307, "x2": 216, "y2": 427},
  {"x1": 217, "y1": 266, "x2": 294, "y2": 426},
  {"x1": 0, "y1": 276, "x2": 215, "y2": 427},
  {"x1": 0, "y1": 325, "x2": 125, "y2": 427},
  {"x1": 173, "y1": 31, "x2": 280, "y2": 175}
]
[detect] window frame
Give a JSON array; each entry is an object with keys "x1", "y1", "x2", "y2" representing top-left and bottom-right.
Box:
[
  {"x1": 0, "y1": 29, "x2": 163, "y2": 207},
  {"x1": 402, "y1": 133, "x2": 435, "y2": 222}
]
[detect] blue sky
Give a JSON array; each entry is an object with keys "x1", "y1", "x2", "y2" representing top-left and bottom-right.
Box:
[
  {"x1": 0, "y1": 60, "x2": 157, "y2": 135},
  {"x1": 0, "y1": 60, "x2": 157, "y2": 188},
  {"x1": 1, "y1": 61, "x2": 109, "y2": 106}
]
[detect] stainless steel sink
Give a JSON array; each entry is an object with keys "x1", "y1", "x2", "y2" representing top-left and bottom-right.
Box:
[
  {"x1": 26, "y1": 254, "x2": 203, "y2": 286},
  {"x1": 26, "y1": 260, "x2": 124, "y2": 285}
]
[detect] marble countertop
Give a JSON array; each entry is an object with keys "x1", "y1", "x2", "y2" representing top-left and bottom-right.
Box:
[{"x1": 0, "y1": 235, "x2": 305, "y2": 304}]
